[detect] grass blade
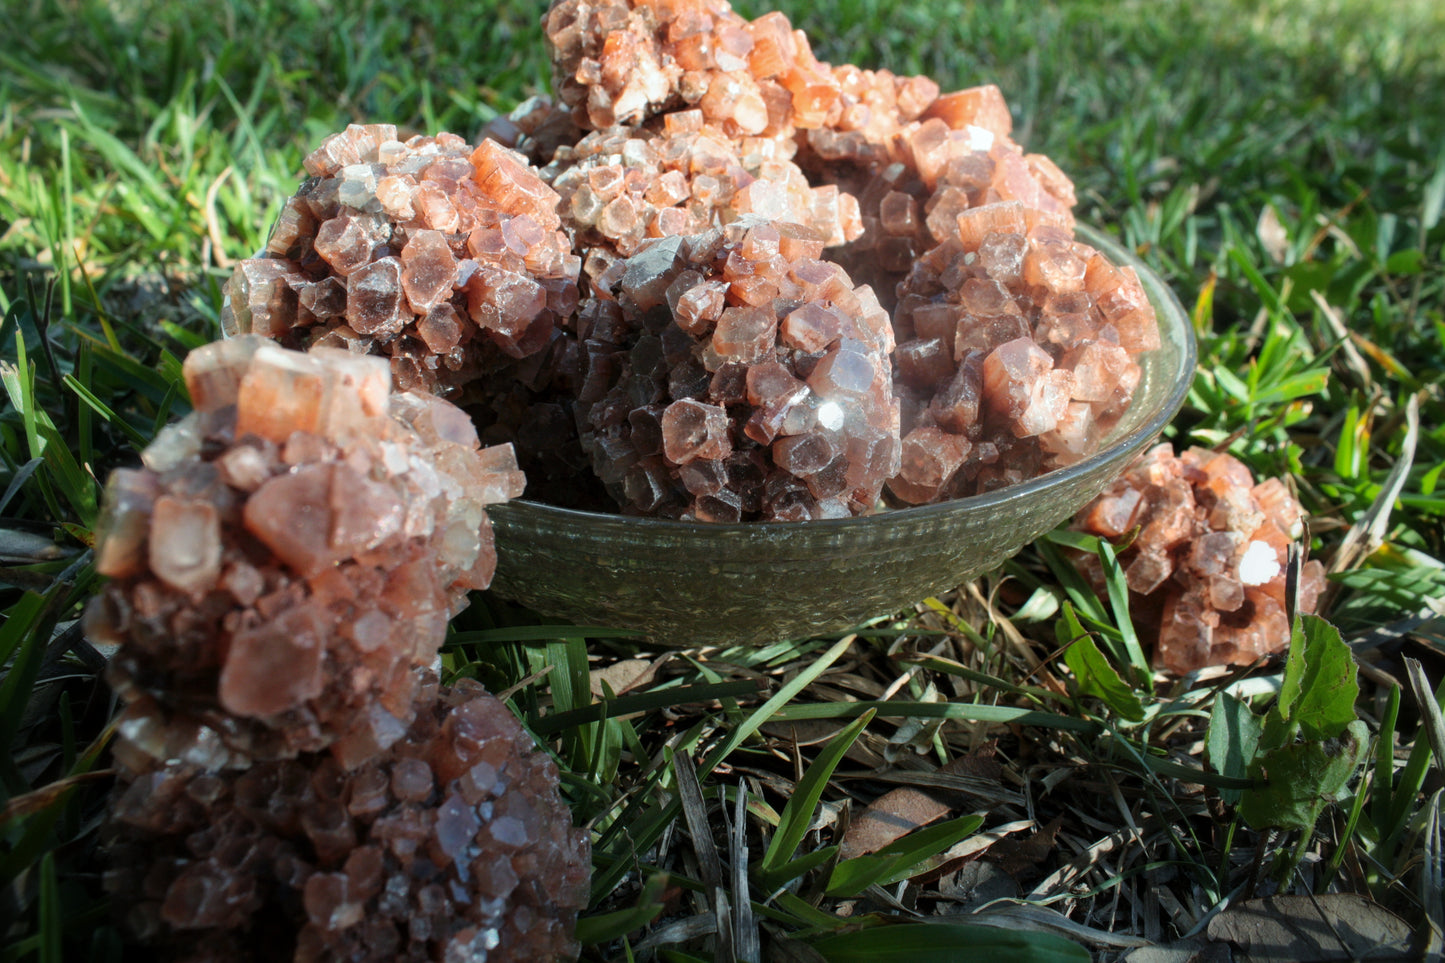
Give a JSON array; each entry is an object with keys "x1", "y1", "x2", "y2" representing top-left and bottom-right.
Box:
[{"x1": 760, "y1": 709, "x2": 875, "y2": 885}]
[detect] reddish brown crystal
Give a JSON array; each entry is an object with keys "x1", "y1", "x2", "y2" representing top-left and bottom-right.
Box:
[
  {"x1": 882, "y1": 205, "x2": 1157, "y2": 502},
  {"x1": 105, "y1": 677, "x2": 590, "y2": 963},
  {"x1": 1073, "y1": 444, "x2": 1327, "y2": 674},
  {"x1": 88, "y1": 338, "x2": 523, "y2": 765},
  {"x1": 223, "y1": 0, "x2": 1164, "y2": 522},
  {"x1": 221, "y1": 129, "x2": 580, "y2": 398},
  {"x1": 572, "y1": 219, "x2": 899, "y2": 520}
]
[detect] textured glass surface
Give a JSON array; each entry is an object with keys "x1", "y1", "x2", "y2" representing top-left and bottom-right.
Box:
[{"x1": 487, "y1": 224, "x2": 1196, "y2": 645}]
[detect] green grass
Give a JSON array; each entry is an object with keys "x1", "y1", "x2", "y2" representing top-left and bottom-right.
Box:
[{"x1": 3, "y1": 0, "x2": 1445, "y2": 959}]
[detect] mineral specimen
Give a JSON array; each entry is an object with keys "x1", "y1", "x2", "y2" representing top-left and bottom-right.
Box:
[
  {"x1": 87, "y1": 337, "x2": 525, "y2": 765},
  {"x1": 543, "y1": 116, "x2": 862, "y2": 261},
  {"x1": 220, "y1": 126, "x2": 581, "y2": 397},
  {"x1": 230, "y1": 0, "x2": 1165, "y2": 523},
  {"x1": 104, "y1": 677, "x2": 591, "y2": 963},
  {"x1": 574, "y1": 218, "x2": 900, "y2": 520},
  {"x1": 883, "y1": 214, "x2": 1156, "y2": 502},
  {"x1": 534, "y1": 0, "x2": 1154, "y2": 513},
  {"x1": 1073, "y1": 444, "x2": 1326, "y2": 674}
]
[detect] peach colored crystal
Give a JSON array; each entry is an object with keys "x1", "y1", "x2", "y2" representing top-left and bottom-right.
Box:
[
  {"x1": 573, "y1": 218, "x2": 899, "y2": 520},
  {"x1": 230, "y1": 0, "x2": 1163, "y2": 522},
  {"x1": 1073, "y1": 444, "x2": 1326, "y2": 674},
  {"x1": 88, "y1": 337, "x2": 523, "y2": 765},
  {"x1": 220, "y1": 126, "x2": 580, "y2": 397}
]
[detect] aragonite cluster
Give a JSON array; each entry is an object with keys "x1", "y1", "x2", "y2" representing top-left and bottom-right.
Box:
[
  {"x1": 219, "y1": 0, "x2": 1162, "y2": 520},
  {"x1": 223, "y1": 128, "x2": 580, "y2": 395},
  {"x1": 104, "y1": 678, "x2": 589, "y2": 963},
  {"x1": 91, "y1": 340, "x2": 589, "y2": 961},
  {"x1": 575, "y1": 218, "x2": 899, "y2": 520},
  {"x1": 1073, "y1": 443, "x2": 1327, "y2": 674}
]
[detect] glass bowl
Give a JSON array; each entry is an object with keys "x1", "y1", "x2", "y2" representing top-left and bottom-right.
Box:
[{"x1": 485, "y1": 223, "x2": 1196, "y2": 645}]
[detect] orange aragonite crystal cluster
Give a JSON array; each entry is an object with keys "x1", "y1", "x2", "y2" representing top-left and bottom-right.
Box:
[
  {"x1": 1074, "y1": 444, "x2": 1327, "y2": 674},
  {"x1": 90, "y1": 341, "x2": 589, "y2": 961},
  {"x1": 575, "y1": 218, "x2": 899, "y2": 519},
  {"x1": 218, "y1": 0, "x2": 1163, "y2": 520},
  {"x1": 222, "y1": 128, "x2": 580, "y2": 395},
  {"x1": 88, "y1": 337, "x2": 521, "y2": 764},
  {"x1": 887, "y1": 208, "x2": 1157, "y2": 501}
]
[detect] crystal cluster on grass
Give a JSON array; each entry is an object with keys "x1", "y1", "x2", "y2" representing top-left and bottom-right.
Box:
[
  {"x1": 575, "y1": 218, "x2": 899, "y2": 520},
  {"x1": 1073, "y1": 443, "x2": 1327, "y2": 674},
  {"x1": 87, "y1": 336, "x2": 522, "y2": 765},
  {"x1": 90, "y1": 339, "x2": 589, "y2": 961},
  {"x1": 220, "y1": 125, "x2": 580, "y2": 397},
  {"x1": 105, "y1": 677, "x2": 590, "y2": 963}
]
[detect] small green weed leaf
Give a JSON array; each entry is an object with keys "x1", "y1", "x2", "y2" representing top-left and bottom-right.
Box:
[
  {"x1": 772, "y1": 889, "x2": 846, "y2": 932},
  {"x1": 1207, "y1": 692, "x2": 1263, "y2": 805},
  {"x1": 761, "y1": 708, "x2": 874, "y2": 882},
  {"x1": 1263, "y1": 615, "x2": 1359, "y2": 748},
  {"x1": 812, "y1": 922, "x2": 1089, "y2": 963},
  {"x1": 1384, "y1": 248, "x2": 1425, "y2": 275},
  {"x1": 825, "y1": 813, "x2": 982, "y2": 897},
  {"x1": 758, "y1": 845, "x2": 839, "y2": 892},
  {"x1": 1240, "y1": 720, "x2": 1368, "y2": 832},
  {"x1": 1063, "y1": 631, "x2": 1145, "y2": 722}
]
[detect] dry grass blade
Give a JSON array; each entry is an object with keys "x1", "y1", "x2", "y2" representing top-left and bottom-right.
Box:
[
  {"x1": 731, "y1": 783, "x2": 760, "y2": 963},
  {"x1": 675, "y1": 750, "x2": 734, "y2": 962},
  {"x1": 633, "y1": 915, "x2": 720, "y2": 955},
  {"x1": 1310, "y1": 288, "x2": 1373, "y2": 390},
  {"x1": 1405, "y1": 658, "x2": 1445, "y2": 774},
  {"x1": 1027, "y1": 824, "x2": 1146, "y2": 901}
]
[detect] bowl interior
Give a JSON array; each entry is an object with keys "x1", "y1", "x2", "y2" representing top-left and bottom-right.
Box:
[{"x1": 486, "y1": 223, "x2": 1196, "y2": 645}]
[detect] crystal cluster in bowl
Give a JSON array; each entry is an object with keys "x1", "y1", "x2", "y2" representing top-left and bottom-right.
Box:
[{"x1": 219, "y1": 0, "x2": 1165, "y2": 524}]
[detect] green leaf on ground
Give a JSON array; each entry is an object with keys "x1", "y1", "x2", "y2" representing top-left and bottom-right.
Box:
[
  {"x1": 1061, "y1": 616, "x2": 1146, "y2": 723},
  {"x1": 1207, "y1": 692, "x2": 1263, "y2": 805},
  {"x1": 1240, "y1": 720, "x2": 1369, "y2": 832},
  {"x1": 1263, "y1": 614, "x2": 1360, "y2": 748}
]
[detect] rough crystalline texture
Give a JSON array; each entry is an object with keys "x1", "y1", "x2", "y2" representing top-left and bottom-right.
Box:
[
  {"x1": 228, "y1": 1, "x2": 1162, "y2": 521},
  {"x1": 544, "y1": 0, "x2": 844, "y2": 139},
  {"x1": 219, "y1": 125, "x2": 581, "y2": 397},
  {"x1": 812, "y1": 98, "x2": 1077, "y2": 311},
  {"x1": 544, "y1": 117, "x2": 863, "y2": 261},
  {"x1": 533, "y1": 0, "x2": 1148, "y2": 513},
  {"x1": 883, "y1": 211, "x2": 1157, "y2": 502},
  {"x1": 86, "y1": 337, "x2": 525, "y2": 765},
  {"x1": 104, "y1": 677, "x2": 590, "y2": 963},
  {"x1": 574, "y1": 219, "x2": 900, "y2": 520},
  {"x1": 1073, "y1": 444, "x2": 1327, "y2": 674}
]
